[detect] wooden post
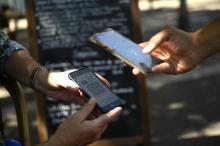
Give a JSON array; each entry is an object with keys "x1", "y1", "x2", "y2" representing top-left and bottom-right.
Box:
[
  {"x1": 25, "y1": 0, "x2": 48, "y2": 142},
  {"x1": 131, "y1": 0, "x2": 151, "y2": 145}
]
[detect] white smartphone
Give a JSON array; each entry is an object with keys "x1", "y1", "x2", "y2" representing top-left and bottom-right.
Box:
[{"x1": 90, "y1": 28, "x2": 154, "y2": 75}]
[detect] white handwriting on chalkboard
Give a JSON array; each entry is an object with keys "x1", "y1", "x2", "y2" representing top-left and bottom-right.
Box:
[{"x1": 34, "y1": 0, "x2": 131, "y2": 50}]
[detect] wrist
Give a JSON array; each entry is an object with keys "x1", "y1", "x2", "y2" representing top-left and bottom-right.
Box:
[
  {"x1": 192, "y1": 25, "x2": 220, "y2": 61},
  {"x1": 30, "y1": 66, "x2": 49, "y2": 93},
  {"x1": 46, "y1": 134, "x2": 63, "y2": 146},
  {"x1": 191, "y1": 30, "x2": 208, "y2": 61}
]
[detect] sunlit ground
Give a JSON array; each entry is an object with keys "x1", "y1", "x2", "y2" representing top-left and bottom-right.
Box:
[
  {"x1": 139, "y1": 0, "x2": 220, "y2": 11},
  {"x1": 139, "y1": 0, "x2": 220, "y2": 145}
]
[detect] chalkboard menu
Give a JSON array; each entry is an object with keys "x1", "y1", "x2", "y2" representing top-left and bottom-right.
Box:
[{"x1": 27, "y1": 0, "x2": 149, "y2": 142}]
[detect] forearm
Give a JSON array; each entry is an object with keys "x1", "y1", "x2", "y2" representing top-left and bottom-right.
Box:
[
  {"x1": 193, "y1": 17, "x2": 220, "y2": 60},
  {"x1": 5, "y1": 49, "x2": 41, "y2": 86},
  {"x1": 0, "y1": 31, "x2": 43, "y2": 87}
]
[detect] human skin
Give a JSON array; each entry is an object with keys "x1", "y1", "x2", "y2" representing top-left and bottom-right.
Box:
[
  {"x1": 5, "y1": 49, "x2": 109, "y2": 103},
  {"x1": 133, "y1": 17, "x2": 220, "y2": 75},
  {"x1": 35, "y1": 98, "x2": 122, "y2": 146},
  {"x1": 4, "y1": 49, "x2": 122, "y2": 146}
]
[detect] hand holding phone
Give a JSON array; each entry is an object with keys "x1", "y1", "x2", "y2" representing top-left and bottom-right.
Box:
[
  {"x1": 90, "y1": 28, "x2": 157, "y2": 75},
  {"x1": 68, "y1": 68, "x2": 122, "y2": 113}
]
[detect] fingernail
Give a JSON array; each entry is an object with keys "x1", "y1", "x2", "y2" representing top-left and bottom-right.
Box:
[{"x1": 143, "y1": 43, "x2": 155, "y2": 53}]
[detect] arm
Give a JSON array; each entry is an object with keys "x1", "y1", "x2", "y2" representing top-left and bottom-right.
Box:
[
  {"x1": 0, "y1": 31, "x2": 109, "y2": 102},
  {"x1": 5, "y1": 50, "x2": 109, "y2": 102},
  {"x1": 133, "y1": 16, "x2": 220, "y2": 75},
  {"x1": 0, "y1": 30, "x2": 43, "y2": 86},
  {"x1": 0, "y1": 31, "x2": 110, "y2": 104},
  {"x1": 0, "y1": 31, "x2": 122, "y2": 146},
  {"x1": 193, "y1": 17, "x2": 220, "y2": 60},
  {"x1": 5, "y1": 49, "x2": 42, "y2": 86}
]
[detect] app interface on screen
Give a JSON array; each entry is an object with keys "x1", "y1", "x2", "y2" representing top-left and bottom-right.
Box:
[
  {"x1": 96, "y1": 30, "x2": 152, "y2": 69},
  {"x1": 75, "y1": 72, "x2": 118, "y2": 108}
]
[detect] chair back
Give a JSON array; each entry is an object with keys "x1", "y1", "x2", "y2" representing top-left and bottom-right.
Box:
[{"x1": 0, "y1": 77, "x2": 31, "y2": 146}]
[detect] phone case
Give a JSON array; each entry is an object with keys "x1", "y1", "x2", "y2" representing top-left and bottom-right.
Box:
[
  {"x1": 68, "y1": 67, "x2": 122, "y2": 113},
  {"x1": 90, "y1": 28, "x2": 149, "y2": 75}
]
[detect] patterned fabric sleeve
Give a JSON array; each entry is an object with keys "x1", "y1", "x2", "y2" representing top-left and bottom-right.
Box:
[
  {"x1": 0, "y1": 30, "x2": 28, "y2": 76},
  {"x1": 0, "y1": 31, "x2": 8, "y2": 50}
]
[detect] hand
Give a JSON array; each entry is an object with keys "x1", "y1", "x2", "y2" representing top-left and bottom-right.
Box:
[
  {"x1": 35, "y1": 69, "x2": 110, "y2": 103},
  {"x1": 133, "y1": 26, "x2": 203, "y2": 75},
  {"x1": 46, "y1": 98, "x2": 122, "y2": 146}
]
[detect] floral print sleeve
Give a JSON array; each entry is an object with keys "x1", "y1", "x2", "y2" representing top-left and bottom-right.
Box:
[{"x1": 0, "y1": 30, "x2": 28, "y2": 75}]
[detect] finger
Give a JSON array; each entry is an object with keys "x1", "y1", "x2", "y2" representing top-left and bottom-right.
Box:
[
  {"x1": 95, "y1": 73, "x2": 110, "y2": 87},
  {"x1": 73, "y1": 95, "x2": 87, "y2": 106},
  {"x1": 132, "y1": 68, "x2": 141, "y2": 76},
  {"x1": 65, "y1": 86, "x2": 80, "y2": 94},
  {"x1": 96, "y1": 124, "x2": 108, "y2": 139},
  {"x1": 64, "y1": 69, "x2": 78, "y2": 74},
  {"x1": 139, "y1": 42, "x2": 149, "y2": 48},
  {"x1": 143, "y1": 26, "x2": 172, "y2": 54},
  {"x1": 87, "y1": 108, "x2": 102, "y2": 120},
  {"x1": 50, "y1": 71, "x2": 80, "y2": 91},
  {"x1": 65, "y1": 82, "x2": 80, "y2": 89},
  {"x1": 87, "y1": 113, "x2": 96, "y2": 120},
  {"x1": 92, "y1": 108, "x2": 102, "y2": 117},
  {"x1": 94, "y1": 107, "x2": 122, "y2": 124},
  {"x1": 62, "y1": 89, "x2": 80, "y2": 102},
  {"x1": 74, "y1": 98, "x2": 96, "y2": 122},
  {"x1": 64, "y1": 78, "x2": 80, "y2": 88},
  {"x1": 122, "y1": 62, "x2": 128, "y2": 67},
  {"x1": 151, "y1": 62, "x2": 174, "y2": 74}
]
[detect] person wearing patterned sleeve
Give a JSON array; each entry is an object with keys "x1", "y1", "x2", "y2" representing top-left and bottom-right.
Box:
[
  {"x1": 0, "y1": 30, "x2": 122, "y2": 146},
  {"x1": 0, "y1": 31, "x2": 28, "y2": 75}
]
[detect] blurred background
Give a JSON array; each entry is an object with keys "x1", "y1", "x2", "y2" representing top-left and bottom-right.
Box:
[{"x1": 0, "y1": 0, "x2": 220, "y2": 146}]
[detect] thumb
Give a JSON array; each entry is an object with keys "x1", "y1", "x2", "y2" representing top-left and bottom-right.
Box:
[
  {"x1": 151, "y1": 62, "x2": 174, "y2": 74},
  {"x1": 74, "y1": 98, "x2": 96, "y2": 122},
  {"x1": 143, "y1": 26, "x2": 172, "y2": 54},
  {"x1": 94, "y1": 107, "x2": 122, "y2": 125}
]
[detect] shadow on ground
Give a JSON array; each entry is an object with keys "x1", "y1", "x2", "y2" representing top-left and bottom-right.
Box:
[
  {"x1": 148, "y1": 73, "x2": 220, "y2": 142},
  {"x1": 140, "y1": 8, "x2": 220, "y2": 146}
]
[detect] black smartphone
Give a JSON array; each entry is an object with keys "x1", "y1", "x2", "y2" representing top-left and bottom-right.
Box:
[
  {"x1": 68, "y1": 67, "x2": 122, "y2": 113},
  {"x1": 90, "y1": 28, "x2": 155, "y2": 75}
]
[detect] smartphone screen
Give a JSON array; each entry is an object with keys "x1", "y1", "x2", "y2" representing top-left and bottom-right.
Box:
[
  {"x1": 90, "y1": 28, "x2": 153, "y2": 74},
  {"x1": 68, "y1": 68, "x2": 122, "y2": 113}
]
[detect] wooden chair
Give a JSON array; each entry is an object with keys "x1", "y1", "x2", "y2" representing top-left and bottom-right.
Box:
[{"x1": 0, "y1": 77, "x2": 31, "y2": 146}]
